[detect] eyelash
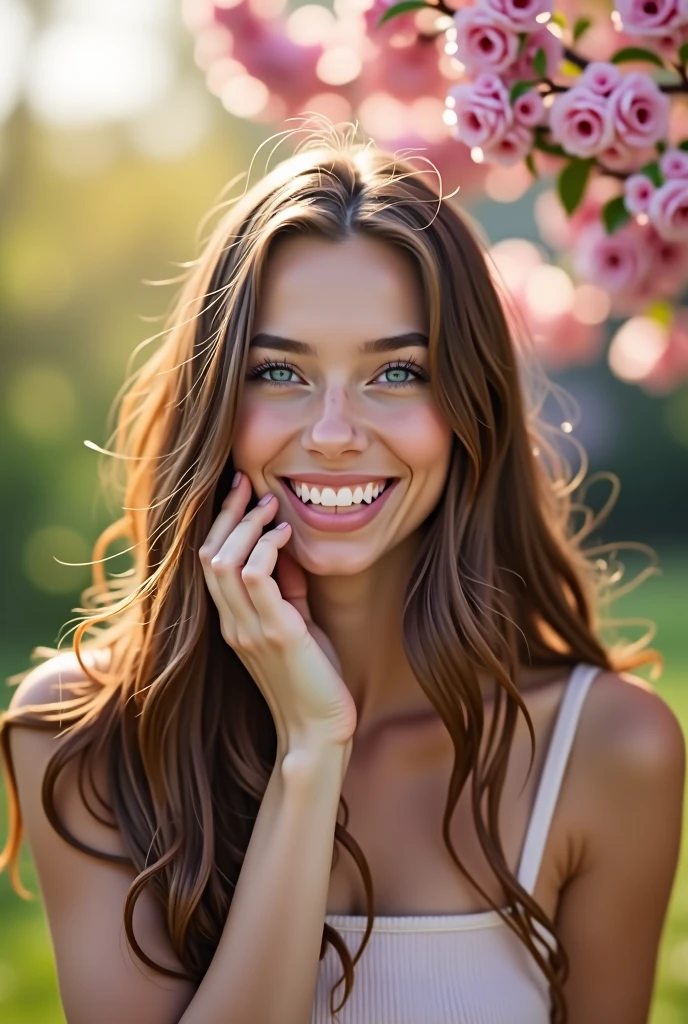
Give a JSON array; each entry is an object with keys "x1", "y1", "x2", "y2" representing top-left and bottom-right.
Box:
[{"x1": 247, "y1": 356, "x2": 430, "y2": 390}]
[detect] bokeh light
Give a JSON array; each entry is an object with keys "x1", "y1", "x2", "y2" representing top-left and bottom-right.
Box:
[{"x1": 23, "y1": 524, "x2": 91, "y2": 594}]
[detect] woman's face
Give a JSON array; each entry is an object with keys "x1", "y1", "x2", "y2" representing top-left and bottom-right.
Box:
[{"x1": 231, "y1": 232, "x2": 454, "y2": 575}]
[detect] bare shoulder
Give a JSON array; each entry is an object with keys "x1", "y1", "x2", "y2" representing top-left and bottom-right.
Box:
[
  {"x1": 554, "y1": 668, "x2": 686, "y2": 1023},
  {"x1": 9, "y1": 648, "x2": 107, "y2": 713},
  {"x1": 578, "y1": 668, "x2": 685, "y2": 770},
  {"x1": 565, "y1": 667, "x2": 686, "y2": 862}
]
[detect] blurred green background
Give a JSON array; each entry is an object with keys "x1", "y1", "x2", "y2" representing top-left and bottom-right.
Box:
[{"x1": 0, "y1": 1, "x2": 687, "y2": 1021}]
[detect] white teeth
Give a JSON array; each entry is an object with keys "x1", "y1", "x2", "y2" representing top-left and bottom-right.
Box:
[{"x1": 291, "y1": 480, "x2": 388, "y2": 507}]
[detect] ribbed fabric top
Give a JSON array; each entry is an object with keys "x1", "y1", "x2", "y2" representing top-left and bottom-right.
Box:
[{"x1": 311, "y1": 662, "x2": 603, "y2": 1024}]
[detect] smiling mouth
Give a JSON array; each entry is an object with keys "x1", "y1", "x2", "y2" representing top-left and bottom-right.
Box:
[{"x1": 279, "y1": 478, "x2": 398, "y2": 513}]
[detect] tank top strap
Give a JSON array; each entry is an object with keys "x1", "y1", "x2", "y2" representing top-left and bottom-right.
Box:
[{"x1": 516, "y1": 662, "x2": 604, "y2": 896}]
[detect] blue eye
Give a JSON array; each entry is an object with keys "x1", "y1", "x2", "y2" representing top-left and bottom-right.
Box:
[{"x1": 247, "y1": 357, "x2": 429, "y2": 389}]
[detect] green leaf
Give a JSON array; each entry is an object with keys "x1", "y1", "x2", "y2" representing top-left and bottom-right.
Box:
[
  {"x1": 573, "y1": 17, "x2": 591, "y2": 42},
  {"x1": 639, "y1": 160, "x2": 664, "y2": 186},
  {"x1": 678, "y1": 139, "x2": 688, "y2": 152},
  {"x1": 525, "y1": 152, "x2": 539, "y2": 179},
  {"x1": 602, "y1": 195, "x2": 632, "y2": 235},
  {"x1": 533, "y1": 47, "x2": 547, "y2": 78},
  {"x1": 679, "y1": 41, "x2": 688, "y2": 64},
  {"x1": 657, "y1": 139, "x2": 668, "y2": 154},
  {"x1": 551, "y1": 11, "x2": 567, "y2": 30},
  {"x1": 509, "y1": 80, "x2": 539, "y2": 104},
  {"x1": 377, "y1": 0, "x2": 431, "y2": 26},
  {"x1": 557, "y1": 158, "x2": 594, "y2": 215},
  {"x1": 517, "y1": 32, "x2": 529, "y2": 58},
  {"x1": 609, "y1": 46, "x2": 665, "y2": 68}
]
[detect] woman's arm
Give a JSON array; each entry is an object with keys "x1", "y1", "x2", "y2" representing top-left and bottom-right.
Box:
[
  {"x1": 179, "y1": 740, "x2": 348, "y2": 1024},
  {"x1": 554, "y1": 673, "x2": 686, "y2": 1024}
]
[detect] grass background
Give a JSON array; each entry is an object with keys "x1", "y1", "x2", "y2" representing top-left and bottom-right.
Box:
[{"x1": 0, "y1": 546, "x2": 686, "y2": 1023}]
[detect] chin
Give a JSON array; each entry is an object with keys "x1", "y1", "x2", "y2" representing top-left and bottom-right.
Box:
[{"x1": 288, "y1": 539, "x2": 384, "y2": 576}]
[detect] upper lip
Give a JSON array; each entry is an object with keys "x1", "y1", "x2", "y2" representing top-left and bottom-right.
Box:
[{"x1": 279, "y1": 473, "x2": 397, "y2": 486}]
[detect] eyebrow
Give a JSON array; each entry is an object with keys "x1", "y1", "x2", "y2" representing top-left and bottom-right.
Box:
[{"x1": 248, "y1": 331, "x2": 429, "y2": 355}]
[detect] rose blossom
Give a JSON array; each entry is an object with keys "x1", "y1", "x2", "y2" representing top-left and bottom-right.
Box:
[
  {"x1": 479, "y1": 0, "x2": 553, "y2": 33},
  {"x1": 453, "y1": 8, "x2": 520, "y2": 75},
  {"x1": 614, "y1": 0, "x2": 688, "y2": 37},
  {"x1": 574, "y1": 219, "x2": 652, "y2": 292},
  {"x1": 580, "y1": 61, "x2": 623, "y2": 96},
  {"x1": 648, "y1": 178, "x2": 688, "y2": 239},
  {"x1": 624, "y1": 173, "x2": 656, "y2": 214},
  {"x1": 448, "y1": 73, "x2": 513, "y2": 148},
  {"x1": 513, "y1": 89, "x2": 545, "y2": 127},
  {"x1": 549, "y1": 85, "x2": 615, "y2": 158},
  {"x1": 660, "y1": 147, "x2": 688, "y2": 179},
  {"x1": 598, "y1": 139, "x2": 658, "y2": 171},
  {"x1": 482, "y1": 122, "x2": 534, "y2": 164},
  {"x1": 608, "y1": 72, "x2": 671, "y2": 148}
]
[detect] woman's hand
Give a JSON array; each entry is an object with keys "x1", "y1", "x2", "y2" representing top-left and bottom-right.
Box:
[{"x1": 199, "y1": 472, "x2": 358, "y2": 758}]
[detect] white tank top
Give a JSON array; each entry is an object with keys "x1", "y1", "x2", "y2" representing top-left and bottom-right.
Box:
[{"x1": 311, "y1": 662, "x2": 603, "y2": 1023}]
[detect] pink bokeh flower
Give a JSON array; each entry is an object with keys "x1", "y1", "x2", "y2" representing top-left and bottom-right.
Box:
[
  {"x1": 580, "y1": 61, "x2": 623, "y2": 96},
  {"x1": 574, "y1": 219, "x2": 652, "y2": 292},
  {"x1": 482, "y1": 121, "x2": 534, "y2": 164},
  {"x1": 607, "y1": 72, "x2": 671, "y2": 148},
  {"x1": 479, "y1": 0, "x2": 554, "y2": 33},
  {"x1": 453, "y1": 8, "x2": 520, "y2": 75},
  {"x1": 659, "y1": 147, "x2": 688, "y2": 179},
  {"x1": 624, "y1": 172, "x2": 656, "y2": 214},
  {"x1": 614, "y1": 0, "x2": 688, "y2": 37},
  {"x1": 648, "y1": 178, "x2": 688, "y2": 239},
  {"x1": 549, "y1": 86, "x2": 615, "y2": 158},
  {"x1": 448, "y1": 73, "x2": 513, "y2": 148},
  {"x1": 513, "y1": 89, "x2": 546, "y2": 127}
]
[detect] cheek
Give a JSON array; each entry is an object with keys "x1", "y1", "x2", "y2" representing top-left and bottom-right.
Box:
[
  {"x1": 382, "y1": 404, "x2": 453, "y2": 477},
  {"x1": 231, "y1": 401, "x2": 292, "y2": 471}
]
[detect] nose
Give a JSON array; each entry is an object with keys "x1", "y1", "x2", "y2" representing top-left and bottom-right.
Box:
[{"x1": 302, "y1": 384, "x2": 367, "y2": 458}]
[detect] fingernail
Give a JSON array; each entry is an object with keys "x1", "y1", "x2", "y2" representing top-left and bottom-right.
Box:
[
  {"x1": 258, "y1": 492, "x2": 274, "y2": 506},
  {"x1": 231, "y1": 470, "x2": 241, "y2": 489},
  {"x1": 276, "y1": 521, "x2": 289, "y2": 529}
]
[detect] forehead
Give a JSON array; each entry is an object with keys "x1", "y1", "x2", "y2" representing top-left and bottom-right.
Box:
[{"x1": 254, "y1": 233, "x2": 426, "y2": 338}]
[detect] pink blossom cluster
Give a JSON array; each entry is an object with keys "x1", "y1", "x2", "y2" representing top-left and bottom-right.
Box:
[
  {"x1": 549, "y1": 62, "x2": 669, "y2": 162},
  {"x1": 449, "y1": 0, "x2": 671, "y2": 169},
  {"x1": 624, "y1": 147, "x2": 688, "y2": 241}
]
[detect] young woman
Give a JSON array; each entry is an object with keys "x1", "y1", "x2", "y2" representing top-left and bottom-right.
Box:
[{"x1": 0, "y1": 128, "x2": 685, "y2": 1024}]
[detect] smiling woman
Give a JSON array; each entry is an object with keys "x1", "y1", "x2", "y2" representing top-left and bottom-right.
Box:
[{"x1": 0, "y1": 121, "x2": 684, "y2": 1024}]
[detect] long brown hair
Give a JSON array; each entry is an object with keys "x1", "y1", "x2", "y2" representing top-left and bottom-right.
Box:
[{"x1": 0, "y1": 120, "x2": 660, "y2": 1023}]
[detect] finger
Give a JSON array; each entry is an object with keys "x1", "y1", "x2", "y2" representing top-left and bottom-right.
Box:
[
  {"x1": 240, "y1": 525, "x2": 306, "y2": 640},
  {"x1": 199, "y1": 473, "x2": 252, "y2": 559},
  {"x1": 205, "y1": 495, "x2": 283, "y2": 634}
]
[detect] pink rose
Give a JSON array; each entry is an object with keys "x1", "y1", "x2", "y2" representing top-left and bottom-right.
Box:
[
  {"x1": 659, "y1": 147, "x2": 688, "y2": 178},
  {"x1": 574, "y1": 220, "x2": 652, "y2": 292},
  {"x1": 647, "y1": 225, "x2": 688, "y2": 293},
  {"x1": 479, "y1": 0, "x2": 553, "y2": 33},
  {"x1": 580, "y1": 61, "x2": 623, "y2": 96},
  {"x1": 549, "y1": 86, "x2": 615, "y2": 158},
  {"x1": 598, "y1": 139, "x2": 658, "y2": 171},
  {"x1": 608, "y1": 72, "x2": 670, "y2": 148},
  {"x1": 503, "y1": 25, "x2": 563, "y2": 83},
  {"x1": 448, "y1": 73, "x2": 513, "y2": 148},
  {"x1": 453, "y1": 8, "x2": 520, "y2": 74},
  {"x1": 614, "y1": 0, "x2": 688, "y2": 36},
  {"x1": 513, "y1": 89, "x2": 545, "y2": 126},
  {"x1": 648, "y1": 178, "x2": 688, "y2": 239},
  {"x1": 482, "y1": 122, "x2": 534, "y2": 164},
  {"x1": 624, "y1": 172, "x2": 656, "y2": 214}
]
